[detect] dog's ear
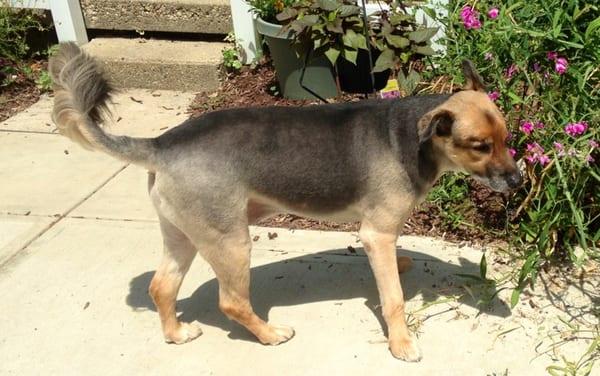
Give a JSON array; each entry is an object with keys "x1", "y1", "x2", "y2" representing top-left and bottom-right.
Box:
[
  {"x1": 462, "y1": 59, "x2": 486, "y2": 92},
  {"x1": 418, "y1": 109, "x2": 454, "y2": 143}
]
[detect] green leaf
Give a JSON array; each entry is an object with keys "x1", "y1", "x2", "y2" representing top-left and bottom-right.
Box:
[
  {"x1": 317, "y1": 0, "x2": 339, "y2": 12},
  {"x1": 343, "y1": 29, "x2": 357, "y2": 47},
  {"x1": 324, "y1": 47, "x2": 340, "y2": 65},
  {"x1": 389, "y1": 12, "x2": 411, "y2": 26},
  {"x1": 479, "y1": 253, "x2": 487, "y2": 279},
  {"x1": 355, "y1": 33, "x2": 367, "y2": 50},
  {"x1": 408, "y1": 27, "x2": 438, "y2": 43},
  {"x1": 421, "y1": 7, "x2": 437, "y2": 21},
  {"x1": 412, "y1": 45, "x2": 435, "y2": 56},
  {"x1": 397, "y1": 69, "x2": 420, "y2": 95},
  {"x1": 326, "y1": 18, "x2": 343, "y2": 34},
  {"x1": 385, "y1": 35, "x2": 410, "y2": 48},
  {"x1": 338, "y1": 4, "x2": 360, "y2": 17},
  {"x1": 373, "y1": 48, "x2": 394, "y2": 73},
  {"x1": 510, "y1": 288, "x2": 521, "y2": 308},
  {"x1": 276, "y1": 8, "x2": 298, "y2": 22},
  {"x1": 551, "y1": 9, "x2": 562, "y2": 38},
  {"x1": 381, "y1": 20, "x2": 393, "y2": 36},
  {"x1": 585, "y1": 16, "x2": 600, "y2": 41},
  {"x1": 289, "y1": 20, "x2": 307, "y2": 33},
  {"x1": 555, "y1": 38, "x2": 584, "y2": 49},
  {"x1": 343, "y1": 48, "x2": 358, "y2": 65},
  {"x1": 507, "y1": 91, "x2": 523, "y2": 104}
]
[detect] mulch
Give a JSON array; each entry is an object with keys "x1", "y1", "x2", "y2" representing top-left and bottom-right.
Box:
[
  {"x1": 187, "y1": 61, "x2": 510, "y2": 246},
  {"x1": 187, "y1": 58, "x2": 366, "y2": 114},
  {"x1": 0, "y1": 59, "x2": 46, "y2": 123}
]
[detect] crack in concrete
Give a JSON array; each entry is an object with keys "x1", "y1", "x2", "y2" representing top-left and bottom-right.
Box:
[
  {"x1": 0, "y1": 164, "x2": 129, "y2": 268},
  {"x1": 0, "y1": 129, "x2": 59, "y2": 135}
]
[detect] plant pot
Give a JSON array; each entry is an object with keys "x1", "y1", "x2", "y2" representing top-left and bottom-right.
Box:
[
  {"x1": 255, "y1": 17, "x2": 338, "y2": 100},
  {"x1": 336, "y1": 48, "x2": 391, "y2": 94}
]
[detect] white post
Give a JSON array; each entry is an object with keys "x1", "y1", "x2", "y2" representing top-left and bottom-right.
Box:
[
  {"x1": 9, "y1": 0, "x2": 88, "y2": 44},
  {"x1": 230, "y1": 0, "x2": 261, "y2": 64},
  {"x1": 49, "y1": 0, "x2": 88, "y2": 44}
]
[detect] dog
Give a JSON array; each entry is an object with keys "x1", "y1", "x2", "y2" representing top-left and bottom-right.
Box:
[{"x1": 49, "y1": 42, "x2": 521, "y2": 362}]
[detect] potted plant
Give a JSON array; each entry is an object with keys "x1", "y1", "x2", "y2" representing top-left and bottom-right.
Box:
[
  {"x1": 367, "y1": 4, "x2": 438, "y2": 95},
  {"x1": 247, "y1": 0, "x2": 339, "y2": 100},
  {"x1": 247, "y1": 0, "x2": 438, "y2": 98},
  {"x1": 277, "y1": 0, "x2": 438, "y2": 94},
  {"x1": 276, "y1": 0, "x2": 379, "y2": 94}
]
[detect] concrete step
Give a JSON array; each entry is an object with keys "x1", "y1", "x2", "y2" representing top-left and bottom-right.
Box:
[
  {"x1": 80, "y1": 0, "x2": 232, "y2": 35},
  {"x1": 83, "y1": 37, "x2": 225, "y2": 91}
]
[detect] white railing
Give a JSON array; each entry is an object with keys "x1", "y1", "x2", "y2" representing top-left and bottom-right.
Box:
[
  {"x1": 8, "y1": 0, "x2": 445, "y2": 62},
  {"x1": 8, "y1": 0, "x2": 88, "y2": 44}
]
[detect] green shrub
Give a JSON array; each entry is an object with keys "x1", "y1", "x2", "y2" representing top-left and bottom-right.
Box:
[
  {"x1": 427, "y1": 0, "x2": 599, "y2": 302},
  {"x1": 222, "y1": 32, "x2": 243, "y2": 72},
  {"x1": 0, "y1": 4, "x2": 47, "y2": 87},
  {"x1": 0, "y1": 5, "x2": 44, "y2": 61}
]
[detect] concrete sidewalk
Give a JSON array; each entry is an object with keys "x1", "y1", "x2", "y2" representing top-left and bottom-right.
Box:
[{"x1": 0, "y1": 91, "x2": 596, "y2": 375}]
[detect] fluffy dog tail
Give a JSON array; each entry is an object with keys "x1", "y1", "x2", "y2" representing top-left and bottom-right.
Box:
[{"x1": 49, "y1": 42, "x2": 156, "y2": 168}]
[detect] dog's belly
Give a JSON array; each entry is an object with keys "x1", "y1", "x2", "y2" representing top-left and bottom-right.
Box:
[{"x1": 247, "y1": 195, "x2": 360, "y2": 224}]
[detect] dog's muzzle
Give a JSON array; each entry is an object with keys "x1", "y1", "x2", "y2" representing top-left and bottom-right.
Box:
[
  {"x1": 503, "y1": 171, "x2": 523, "y2": 190},
  {"x1": 474, "y1": 170, "x2": 522, "y2": 192}
]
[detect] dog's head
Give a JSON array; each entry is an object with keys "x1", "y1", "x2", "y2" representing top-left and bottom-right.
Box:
[{"x1": 418, "y1": 60, "x2": 522, "y2": 192}]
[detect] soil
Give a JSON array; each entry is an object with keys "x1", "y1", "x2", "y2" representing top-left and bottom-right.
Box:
[
  {"x1": 0, "y1": 59, "x2": 46, "y2": 123},
  {"x1": 188, "y1": 61, "x2": 510, "y2": 246}
]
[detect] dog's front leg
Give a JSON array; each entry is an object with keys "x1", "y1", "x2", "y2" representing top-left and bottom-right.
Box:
[{"x1": 360, "y1": 219, "x2": 422, "y2": 362}]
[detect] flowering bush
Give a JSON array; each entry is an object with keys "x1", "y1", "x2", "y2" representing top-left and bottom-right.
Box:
[{"x1": 426, "y1": 0, "x2": 599, "y2": 301}]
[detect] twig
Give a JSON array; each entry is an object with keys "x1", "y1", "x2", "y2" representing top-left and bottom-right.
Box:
[{"x1": 513, "y1": 160, "x2": 555, "y2": 219}]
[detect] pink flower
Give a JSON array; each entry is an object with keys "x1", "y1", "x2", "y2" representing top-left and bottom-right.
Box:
[
  {"x1": 535, "y1": 121, "x2": 545, "y2": 129},
  {"x1": 533, "y1": 62, "x2": 541, "y2": 72},
  {"x1": 589, "y1": 140, "x2": 599, "y2": 148},
  {"x1": 505, "y1": 64, "x2": 518, "y2": 79},
  {"x1": 565, "y1": 121, "x2": 588, "y2": 137},
  {"x1": 555, "y1": 57, "x2": 568, "y2": 75},
  {"x1": 506, "y1": 132, "x2": 513, "y2": 141},
  {"x1": 484, "y1": 52, "x2": 494, "y2": 60},
  {"x1": 526, "y1": 142, "x2": 541, "y2": 152},
  {"x1": 460, "y1": 6, "x2": 482, "y2": 29},
  {"x1": 587, "y1": 155, "x2": 595, "y2": 164},
  {"x1": 509, "y1": 148, "x2": 516, "y2": 157},
  {"x1": 521, "y1": 121, "x2": 534, "y2": 135},
  {"x1": 547, "y1": 51, "x2": 558, "y2": 61},
  {"x1": 488, "y1": 7, "x2": 499, "y2": 19},
  {"x1": 525, "y1": 142, "x2": 549, "y2": 165},
  {"x1": 488, "y1": 91, "x2": 500, "y2": 101},
  {"x1": 554, "y1": 142, "x2": 565, "y2": 157},
  {"x1": 538, "y1": 154, "x2": 551, "y2": 166}
]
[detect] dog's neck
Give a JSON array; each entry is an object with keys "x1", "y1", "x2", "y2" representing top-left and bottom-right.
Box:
[{"x1": 417, "y1": 141, "x2": 444, "y2": 189}]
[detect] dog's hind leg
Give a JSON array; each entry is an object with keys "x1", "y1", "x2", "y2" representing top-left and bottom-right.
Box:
[
  {"x1": 200, "y1": 227, "x2": 295, "y2": 345},
  {"x1": 149, "y1": 214, "x2": 202, "y2": 344}
]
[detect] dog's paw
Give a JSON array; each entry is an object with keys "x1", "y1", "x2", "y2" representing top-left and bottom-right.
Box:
[
  {"x1": 164, "y1": 321, "x2": 203, "y2": 344},
  {"x1": 396, "y1": 256, "x2": 413, "y2": 273},
  {"x1": 258, "y1": 324, "x2": 295, "y2": 346},
  {"x1": 389, "y1": 335, "x2": 422, "y2": 362}
]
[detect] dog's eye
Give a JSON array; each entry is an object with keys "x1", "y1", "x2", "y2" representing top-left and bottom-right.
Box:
[{"x1": 473, "y1": 143, "x2": 491, "y2": 153}]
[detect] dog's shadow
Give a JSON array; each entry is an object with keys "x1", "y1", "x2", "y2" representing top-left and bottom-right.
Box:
[{"x1": 126, "y1": 247, "x2": 511, "y2": 342}]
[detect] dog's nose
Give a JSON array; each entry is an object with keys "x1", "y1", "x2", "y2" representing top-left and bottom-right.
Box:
[{"x1": 505, "y1": 171, "x2": 522, "y2": 189}]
